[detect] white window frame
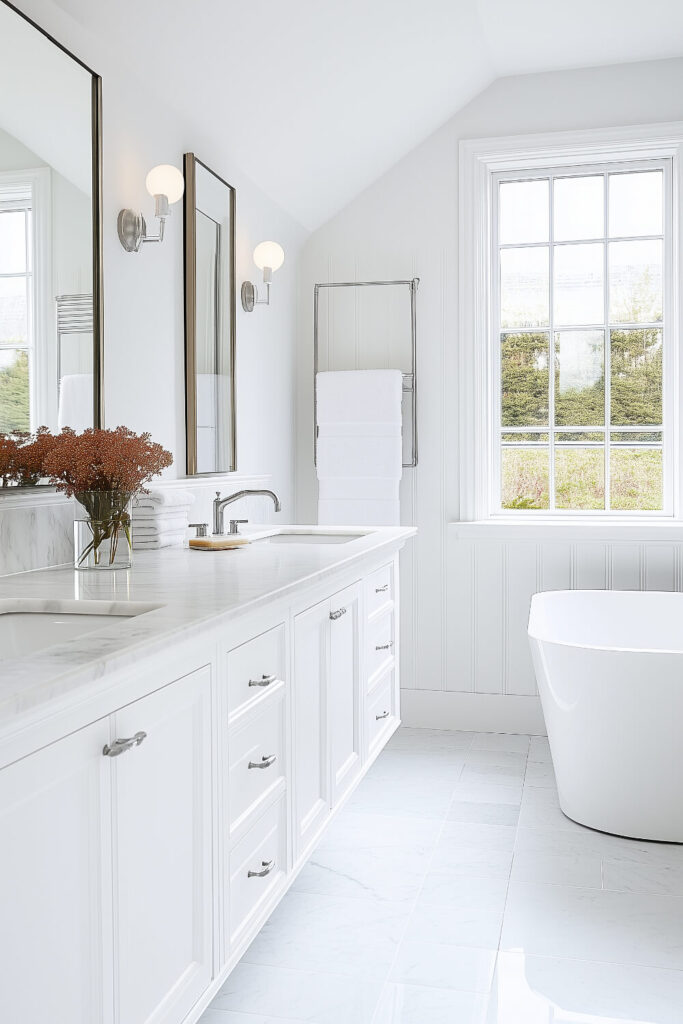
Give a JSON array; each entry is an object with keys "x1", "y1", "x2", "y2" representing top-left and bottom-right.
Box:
[
  {"x1": 0, "y1": 167, "x2": 51, "y2": 431},
  {"x1": 459, "y1": 123, "x2": 683, "y2": 524}
]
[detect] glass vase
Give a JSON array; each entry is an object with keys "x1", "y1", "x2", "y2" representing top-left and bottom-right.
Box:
[{"x1": 74, "y1": 490, "x2": 133, "y2": 570}]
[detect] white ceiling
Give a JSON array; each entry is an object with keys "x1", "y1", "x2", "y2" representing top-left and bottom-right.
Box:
[{"x1": 55, "y1": 0, "x2": 683, "y2": 229}]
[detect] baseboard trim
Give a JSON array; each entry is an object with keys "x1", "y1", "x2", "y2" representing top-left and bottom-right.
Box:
[{"x1": 401, "y1": 689, "x2": 546, "y2": 735}]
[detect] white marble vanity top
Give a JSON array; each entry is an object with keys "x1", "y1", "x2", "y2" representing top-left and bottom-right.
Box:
[{"x1": 0, "y1": 525, "x2": 414, "y2": 732}]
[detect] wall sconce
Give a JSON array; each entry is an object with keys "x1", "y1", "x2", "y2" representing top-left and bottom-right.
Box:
[
  {"x1": 117, "y1": 164, "x2": 185, "y2": 253},
  {"x1": 241, "y1": 241, "x2": 285, "y2": 311}
]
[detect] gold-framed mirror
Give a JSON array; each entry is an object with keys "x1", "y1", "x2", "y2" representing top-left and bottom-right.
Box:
[
  {"x1": 0, "y1": 0, "x2": 103, "y2": 447},
  {"x1": 183, "y1": 153, "x2": 236, "y2": 475}
]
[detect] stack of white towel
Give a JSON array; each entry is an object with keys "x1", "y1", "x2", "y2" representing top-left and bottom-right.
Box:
[
  {"x1": 132, "y1": 489, "x2": 195, "y2": 550},
  {"x1": 316, "y1": 369, "x2": 403, "y2": 527}
]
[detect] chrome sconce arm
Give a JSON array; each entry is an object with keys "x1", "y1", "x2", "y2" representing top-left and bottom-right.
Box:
[
  {"x1": 241, "y1": 241, "x2": 284, "y2": 311},
  {"x1": 118, "y1": 165, "x2": 184, "y2": 253}
]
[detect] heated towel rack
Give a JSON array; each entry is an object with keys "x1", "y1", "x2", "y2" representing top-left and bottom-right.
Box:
[
  {"x1": 56, "y1": 293, "x2": 93, "y2": 385},
  {"x1": 313, "y1": 277, "x2": 419, "y2": 468}
]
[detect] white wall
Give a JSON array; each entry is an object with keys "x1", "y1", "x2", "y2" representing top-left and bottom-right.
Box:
[
  {"x1": 5, "y1": 0, "x2": 307, "y2": 532},
  {"x1": 298, "y1": 56, "x2": 683, "y2": 733}
]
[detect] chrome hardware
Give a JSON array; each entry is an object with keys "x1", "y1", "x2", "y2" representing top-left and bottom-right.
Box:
[
  {"x1": 189, "y1": 523, "x2": 208, "y2": 538},
  {"x1": 229, "y1": 519, "x2": 248, "y2": 535},
  {"x1": 248, "y1": 754, "x2": 277, "y2": 770},
  {"x1": 375, "y1": 584, "x2": 389, "y2": 593},
  {"x1": 375, "y1": 641, "x2": 394, "y2": 651},
  {"x1": 329, "y1": 607, "x2": 347, "y2": 620},
  {"x1": 103, "y1": 731, "x2": 147, "y2": 757},
  {"x1": 248, "y1": 673, "x2": 278, "y2": 688},
  {"x1": 375, "y1": 710, "x2": 390, "y2": 720},
  {"x1": 248, "y1": 859, "x2": 275, "y2": 878},
  {"x1": 213, "y1": 489, "x2": 281, "y2": 535}
]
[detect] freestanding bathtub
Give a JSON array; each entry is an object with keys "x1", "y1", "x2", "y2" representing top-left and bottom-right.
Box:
[{"x1": 528, "y1": 590, "x2": 683, "y2": 842}]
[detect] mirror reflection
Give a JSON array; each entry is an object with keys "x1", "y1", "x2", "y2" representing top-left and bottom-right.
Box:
[
  {"x1": 184, "y1": 153, "x2": 236, "y2": 474},
  {"x1": 0, "y1": 0, "x2": 100, "y2": 436}
]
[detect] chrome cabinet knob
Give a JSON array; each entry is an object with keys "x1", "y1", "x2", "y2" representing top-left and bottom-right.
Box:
[
  {"x1": 330, "y1": 607, "x2": 347, "y2": 620},
  {"x1": 248, "y1": 754, "x2": 277, "y2": 770},
  {"x1": 375, "y1": 584, "x2": 389, "y2": 593},
  {"x1": 248, "y1": 859, "x2": 275, "y2": 878},
  {"x1": 103, "y1": 731, "x2": 147, "y2": 757},
  {"x1": 375, "y1": 641, "x2": 394, "y2": 651},
  {"x1": 375, "y1": 710, "x2": 390, "y2": 721}
]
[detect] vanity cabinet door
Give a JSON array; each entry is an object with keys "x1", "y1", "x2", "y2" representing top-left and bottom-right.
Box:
[
  {"x1": 0, "y1": 720, "x2": 112, "y2": 1024},
  {"x1": 292, "y1": 598, "x2": 331, "y2": 857},
  {"x1": 329, "y1": 582, "x2": 362, "y2": 805},
  {"x1": 110, "y1": 667, "x2": 212, "y2": 1024}
]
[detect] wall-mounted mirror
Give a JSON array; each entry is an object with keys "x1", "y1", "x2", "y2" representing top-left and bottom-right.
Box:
[
  {"x1": 184, "y1": 153, "x2": 236, "y2": 475},
  {"x1": 0, "y1": 0, "x2": 103, "y2": 446}
]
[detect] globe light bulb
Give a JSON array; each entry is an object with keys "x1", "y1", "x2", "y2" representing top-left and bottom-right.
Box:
[
  {"x1": 253, "y1": 240, "x2": 285, "y2": 273},
  {"x1": 145, "y1": 164, "x2": 184, "y2": 204}
]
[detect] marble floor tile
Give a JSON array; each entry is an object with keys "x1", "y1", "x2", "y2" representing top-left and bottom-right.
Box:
[
  {"x1": 317, "y1": 810, "x2": 443, "y2": 852},
  {"x1": 390, "y1": 940, "x2": 497, "y2": 993},
  {"x1": 210, "y1": 963, "x2": 381, "y2": 1024},
  {"x1": 517, "y1": 785, "x2": 589, "y2": 832},
  {"x1": 367, "y1": 749, "x2": 466, "y2": 785},
  {"x1": 448, "y1": 800, "x2": 520, "y2": 827},
  {"x1": 243, "y1": 890, "x2": 411, "y2": 978},
  {"x1": 386, "y1": 728, "x2": 474, "y2": 754},
  {"x1": 346, "y1": 774, "x2": 456, "y2": 820},
  {"x1": 406, "y1": 899, "x2": 505, "y2": 948},
  {"x1": 511, "y1": 827, "x2": 605, "y2": 888},
  {"x1": 292, "y1": 843, "x2": 432, "y2": 902},
  {"x1": 454, "y1": 779, "x2": 523, "y2": 806},
  {"x1": 602, "y1": 844, "x2": 683, "y2": 897},
  {"x1": 501, "y1": 881, "x2": 683, "y2": 970},
  {"x1": 472, "y1": 733, "x2": 530, "y2": 754},
  {"x1": 527, "y1": 736, "x2": 552, "y2": 763},
  {"x1": 465, "y1": 749, "x2": 528, "y2": 768},
  {"x1": 373, "y1": 982, "x2": 489, "y2": 1024},
  {"x1": 523, "y1": 761, "x2": 556, "y2": 788},
  {"x1": 488, "y1": 951, "x2": 683, "y2": 1024},
  {"x1": 432, "y1": 825, "x2": 515, "y2": 879},
  {"x1": 461, "y1": 763, "x2": 526, "y2": 786},
  {"x1": 419, "y1": 871, "x2": 510, "y2": 913},
  {"x1": 199, "y1": 1013, "x2": 311, "y2": 1024}
]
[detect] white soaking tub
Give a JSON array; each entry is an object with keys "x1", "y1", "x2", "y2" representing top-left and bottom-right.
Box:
[{"x1": 528, "y1": 590, "x2": 683, "y2": 842}]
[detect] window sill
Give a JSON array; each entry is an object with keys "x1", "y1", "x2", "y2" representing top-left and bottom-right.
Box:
[{"x1": 450, "y1": 518, "x2": 683, "y2": 542}]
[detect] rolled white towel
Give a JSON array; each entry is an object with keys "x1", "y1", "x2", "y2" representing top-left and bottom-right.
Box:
[{"x1": 134, "y1": 489, "x2": 195, "y2": 510}]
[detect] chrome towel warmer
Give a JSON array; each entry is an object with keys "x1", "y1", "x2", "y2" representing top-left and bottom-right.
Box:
[{"x1": 313, "y1": 277, "x2": 419, "y2": 468}]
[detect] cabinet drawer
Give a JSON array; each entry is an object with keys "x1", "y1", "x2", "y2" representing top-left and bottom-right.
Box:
[
  {"x1": 366, "y1": 609, "x2": 395, "y2": 683},
  {"x1": 365, "y1": 562, "x2": 393, "y2": 618},
  {"x1": 227, "y1": 623, "x2": 286, "y2": 717},
  {"x1": 228, "y1": 697, "x2": 286, "y2": 833},
  {"x1": 228, "y1": 796, "x2": 286, "y2": 945},
  {"x1": 366, "y1": 670, "x2": 397, "y2": 754}
]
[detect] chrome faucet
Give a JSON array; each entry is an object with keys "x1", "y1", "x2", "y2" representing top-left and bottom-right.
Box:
[{"x1": 213, "y1": 489, "x2": 281, "y2": 535}]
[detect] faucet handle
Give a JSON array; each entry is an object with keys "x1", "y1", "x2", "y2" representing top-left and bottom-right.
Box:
[
  {"x1": 229, "y1": 519, "x2": 248, "y2": 536},
  {"x1": 215, "y1": 491, "x2": 222, "y2": 500},
  {"x1": 189, "y1": 523, "x2": 209, "y2": 538}
]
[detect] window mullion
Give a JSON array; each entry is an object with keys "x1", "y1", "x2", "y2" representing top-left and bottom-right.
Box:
[{"x1": 548, "y1": 176, "x2": 556, "y2": 511}]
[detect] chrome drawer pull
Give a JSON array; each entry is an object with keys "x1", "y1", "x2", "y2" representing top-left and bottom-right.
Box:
[
  {"x1": 376, "y1": 710, "x2": 390, "y2": 721},
  {"x1": 103, "y1": 731, "x2": 147, "y2": 757},
  {"x1": 375, "y1": 641, "x2": 394, "y2": 651},
  {"x1": 248, "y1": 859, "x2": 275, "y2": 878},
  {"x1": 248, "y1": 754, "x2": 277, "y2": 770},
  {"x1": 330, "y1": 607, "x2": 347, "y2": 620},
  {"x1": 375, "y1": 584, "x2": 389, "y2": 593},
  {"x1": 249, "y1": 673, "x2": 278, "y2": 688}
]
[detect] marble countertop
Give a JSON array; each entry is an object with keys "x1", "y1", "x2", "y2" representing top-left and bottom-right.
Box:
[{"x1": 0, "y1": 525, "x2": 415, "y2": 734}]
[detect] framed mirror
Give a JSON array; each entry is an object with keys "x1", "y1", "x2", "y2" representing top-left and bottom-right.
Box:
[
  {"x1": 0, "y1": 0, "x2": 103, "y2": 448},
  {"x1": 183, "y1": 153, "x2": 236, "y2": 475}
]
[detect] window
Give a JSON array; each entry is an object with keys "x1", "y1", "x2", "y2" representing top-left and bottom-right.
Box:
[
  {"x1": 493, "y1": 161, "x2": 671, "y2": 515},
  {"x1": 0, "y1": 183, "x2": 33, "y2": 433}
]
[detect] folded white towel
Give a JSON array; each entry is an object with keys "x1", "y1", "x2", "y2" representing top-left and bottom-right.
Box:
[
  {"x1": 134, "y1": 528, "x2": 188, "y2": 542},
  {"x1": 318, "y1": 477, "x2": 400, "y2": 501},
  {"x1": 135, "y1": 489, "x2": 195, "y2": 510},
  {"x1": 316, "y1": 370, "x2": 403, "y2": 426},
  {"x1": 132, "y1": 510, "x2": 189, "y2": 526},
  {"x1": 318, "y1": 498, "x2": 400, "y2": 527},
  {"x1": 317, "y1": 434, "x2": 403, "y2": 480},
  {"x1": 133, "y1": 530, "x2": 186, "y2": 550}
]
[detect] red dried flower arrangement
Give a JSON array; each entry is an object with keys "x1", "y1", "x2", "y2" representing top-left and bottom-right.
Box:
[
  {"x1": 0, "y1": 427, "x2": 57, "y2": 487},
  {"x1": 42, "y1": 426, "x2": 173, "y2": 498}
]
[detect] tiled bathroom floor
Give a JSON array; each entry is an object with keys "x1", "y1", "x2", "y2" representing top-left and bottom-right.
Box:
[{"x1": 199, "y1": 728, "x2": 683, "y2": 1023}]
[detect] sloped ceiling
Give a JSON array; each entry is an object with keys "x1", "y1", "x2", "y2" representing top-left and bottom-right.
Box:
[{"x1": 51, "y1": 0, "x2": 683, "y2": 228}]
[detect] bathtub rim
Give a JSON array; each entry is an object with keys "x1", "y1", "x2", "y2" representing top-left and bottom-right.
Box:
[{"x1": 528, "y1": 589, "x2": 683, "y2": 656}]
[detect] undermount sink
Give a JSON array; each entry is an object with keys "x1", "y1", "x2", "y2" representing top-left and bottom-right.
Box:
[
  {"x1": 255, "y1": 531, "x2": 368, "y2": 546},
  {"x1": 0, "y1": 599, "x2": 161, "y2": 661}
]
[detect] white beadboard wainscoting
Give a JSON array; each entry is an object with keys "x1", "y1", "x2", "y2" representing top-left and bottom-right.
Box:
[{"x1": 403, "y1": 523, "x2": 683, "y2": 736}]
